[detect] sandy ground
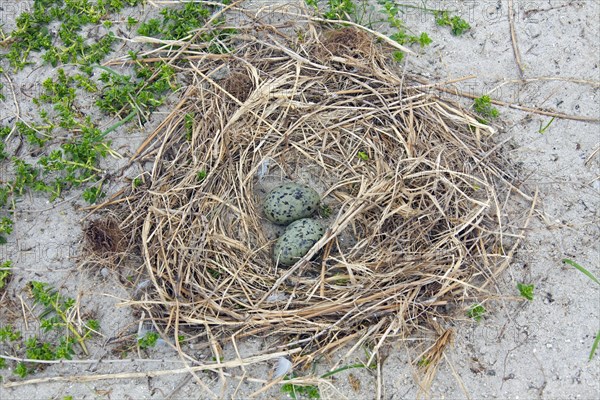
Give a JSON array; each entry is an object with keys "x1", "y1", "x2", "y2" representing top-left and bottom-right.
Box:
[{"x1": 0, "y1": 0, "x2": 599, "y2": 399}]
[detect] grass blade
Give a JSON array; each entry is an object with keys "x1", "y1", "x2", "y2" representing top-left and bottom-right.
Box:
[
  {"x1": 320, "y1": 363, "x2": 365, "y2": 378},
  {"x1": 562, "y1": 259, "x2": 600, "y2": 285},
  {"x1": 590, "y1": 330, "x2": 600, "y2": 361}
]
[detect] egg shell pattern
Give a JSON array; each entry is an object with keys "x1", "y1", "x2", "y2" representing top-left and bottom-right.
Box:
[
  {"x1": 263, "y1": 183, "x2": 320, "y2": 225},
  {"x1": 273, "y1": 218, "x2": 325, "y2": 266}
]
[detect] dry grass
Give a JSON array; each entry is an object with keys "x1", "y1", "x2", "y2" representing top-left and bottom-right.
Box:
[{"x1": 97, "y1": 12, "x2": 530, "y2": 395}]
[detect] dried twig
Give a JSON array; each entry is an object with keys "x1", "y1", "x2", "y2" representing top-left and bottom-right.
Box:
[
  {"x1": 2, "y1": 349, "x2": 300, "y2": 388},
  {"x1": 508, "y1": 0, "x2": 525, "y2": 78}
]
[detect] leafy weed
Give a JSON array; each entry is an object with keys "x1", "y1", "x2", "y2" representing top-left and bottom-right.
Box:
[
  {"x1": 473, "y1": 95, "x2": 500, "y2": 124},
  {"x1": 517, "y1": 282, "x2": 534, "y2": 301},
  {"x1": 467, "y1": 303, "x2": 486, "y2": 321}
]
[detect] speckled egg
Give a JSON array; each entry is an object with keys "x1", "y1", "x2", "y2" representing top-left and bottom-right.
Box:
[
  {"x1": 263, "y1": 183, "x2": 320, "y2": 225},
  {"x1": 273, "y1": 218, "x2": 325, "y2": 266}
]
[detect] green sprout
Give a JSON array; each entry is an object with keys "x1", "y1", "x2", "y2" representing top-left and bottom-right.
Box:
[
  {"x1": 517, "y1": 282, "x2": 534, "y2": 301},
  {"x1": 538, "y1": 117, "x2": 555, "y2": 134},
  {"x1": 322, "y1": 0, "x2": 356, "y2": 20},
  {"x1": 196, "y1": 170, "x2": 208, "y2": 182},
  {"x1": 417, "y1": 356, "x2": 430, "y2": 367},
  {"x1": 138, "y1": 331, "x2": 160, "y2": 349},
  {"x1": 82, "y1": 186, "x2": 106, "y2": 204},
  {"x1": 0, "y1": 261, "x2": 13, "y2": 290},
  {"x1": 319, "y1": 204, "x2": 332, "y2": 218},
  {"x1": 467, "y1": 304, "x2": 486, "y2": 321},
  {"x1": 473, "y1": 95, "x2": 500, "y2": 124},
  {"x1": 0, "y1": 325, "x2": 21, "y2": 342},
  {"x1": 281, "y1": 374, "x2": 320, "y2": 400},
  {"x1": 133, "y1": 177, "x2": 144, "y2": 188},
  {"x1": 0, "y1": 217, "x2": 13, "y2": 244},
  {"x1": 392, "y1": 50, "x2": 405, "y2": 63},
  {"x1": 434, "y1": 11, "x2": 471, "y2": 36},
  {"x1": 14, "y1": 362, "x2": 28, "y2": 378}
]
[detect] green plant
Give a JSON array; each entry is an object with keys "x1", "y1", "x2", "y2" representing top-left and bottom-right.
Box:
[
  {"x1": 25, "y1": 335, "x2": 75, "y2": 361},
  {"x1": 0, "y1": 325, "x2": 21, "y2": 342},
  {"x1": 184, "y1": 113, "x2": 195, "y2": 140},
  {"x1": 379, "y1": 0, "x2": 432, "y2": 58},
  {"x1": 5, "y1": 0, "x2": 144, "y2": 71},
  {"x1": 281, "y1": 362, "x2": 367, "y2": 399},
  {"x1": 11, "y1": 159, "x2": 44, "y2": 196},
  {"x1": 392, "y1": 50, "x2": 405, "y2": 62},
  {"x1": 15, "y1": 122, "x2": 51, "y2": 147},
  {"x1": 14, "y1": 362, "x2": 28, "y2": 378},
  {"x1": 133, "y1": 177, "x2": 143, "y2": 188},
  {"x1": 538, "y1": 117, "x2": 555, "y2": 134},
  {"x1": 473, "y1": 95, "x2": 499, "y2": 124},
  {"x1": 137, "y1": 1, "x2": 236, "y2": 52},
  {"x1": 82, "y1": 186, "x2": 106, "y2": 204},
  {"x1": 319, "y1": 204, "x2": 332, "y2": 218},
  {"x1": 281, "y1": 374, "x2": 320, "y2": 400},
  {"x1": 29, "y1": 281, "x2": 99, "y2": 355},
  {"x1": 417, "y1": 356, "x2": 430, "y2": 367},
  {"x1": 591, "y1": 332, "x2": 600, "y2": 362},
  {"x1": 320, "y1": 363, "x2": 365, "y2": 378},
  {"x1": 0, "y1": 260, "x2": 12, "y2": 288},
  {"x1": 323, "y1": 0, "x2": 356, "y2": 20},
  {"x1": 0, "y1": 284, "x2": 97, "y2": 377},
  {"x1": 563, "y1": 258, "x2": 600, "y2": 285},
  {"x1": 434, "y1": 11, "x2": 471, "y2": 35},
  {"x1": 562, "y1": 258, "x2": 600, "y2": 360},
  {"x1": 196, "y1": 170, "x2": 208, "y2": 182},
  {"x1": 357, "y1": 151, "x2": 369, "y2": 161},
  {"x1": 5, "y1": 335, "x2": 75, "y2": 378},
  {"x1": 126, "y1": 16, "x2": 138, "y2": 30},
  {"x1": 517, "y1": 282, "x2": 534, "y2": 301},
  {"x1": 138, "y1": 331, "x2": 160, "y2": 349},
  {"x1": 467, "y1": 303, "x2": 486, "y2": 321},
  {"x1": 0, "y1": 218, "x2": 13, "y2": 244}
]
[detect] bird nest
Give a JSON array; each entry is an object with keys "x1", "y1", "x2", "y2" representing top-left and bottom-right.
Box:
[{"x1": 102, "y1": 17, "x2": 529, "y2": 388}]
